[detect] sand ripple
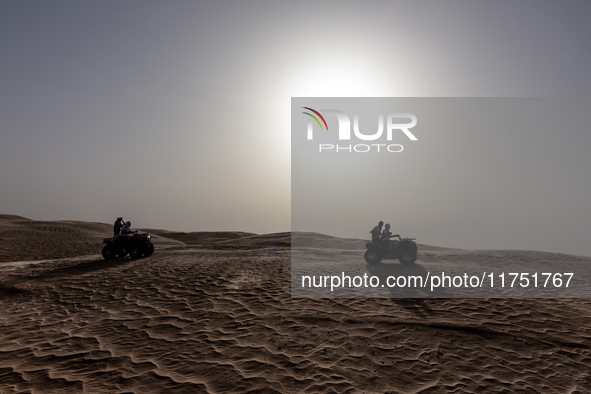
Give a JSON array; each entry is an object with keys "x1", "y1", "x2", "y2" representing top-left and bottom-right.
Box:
[
  {"x1": 0, "y1": 246, "x2": 589, "y2": 393},
  {"x1": 0, "y1": 218, "x2": 590, "y2": 392}
]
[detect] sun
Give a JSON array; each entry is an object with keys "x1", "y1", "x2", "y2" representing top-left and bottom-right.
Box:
[{"x1": 287, "y1": 61, "x2": 390, "y2": 97}]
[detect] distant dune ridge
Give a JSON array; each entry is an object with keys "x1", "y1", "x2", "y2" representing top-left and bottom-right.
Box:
[
  {"x1": 0, "y1": 215, "x2": 286, "y2": 263},
  {"x1": 0, "y1": 215, "x2": 590, "y2": 393}
]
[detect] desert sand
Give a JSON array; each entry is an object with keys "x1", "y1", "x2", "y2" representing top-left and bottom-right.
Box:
[{"x1": 0, "y1": 214, "x2": 590, "y2": 393}]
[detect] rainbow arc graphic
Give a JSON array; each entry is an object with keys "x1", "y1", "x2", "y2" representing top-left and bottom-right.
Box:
[{"x1": 302, "y1": 107, "x2": 328, "y2": 131}]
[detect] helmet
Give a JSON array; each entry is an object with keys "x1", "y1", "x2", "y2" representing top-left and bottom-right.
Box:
[{"x1": 126, "y1": 221, "x2": 131, "y2": 226}]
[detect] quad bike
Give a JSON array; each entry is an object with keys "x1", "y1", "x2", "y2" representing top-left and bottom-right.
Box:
[
  {"x1": 364, "y1": 237, "x2": 417, "y2": 265},
  {"x1": 102, "y1": 231, "x2": 154, "y2": 259}
]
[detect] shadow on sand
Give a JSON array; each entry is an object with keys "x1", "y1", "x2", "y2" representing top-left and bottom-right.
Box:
[
  {"x1": 366, "y1": 262, "x2": 452, "y2": 317},
  {"x1": 26, "y1": 257, "x2": 135, "y2": 281},
  {"x1": 0, "y1": 282, "x2": 32, "y2": 297}
]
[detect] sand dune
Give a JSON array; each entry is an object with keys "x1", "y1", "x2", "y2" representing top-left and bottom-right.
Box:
[
  {"x1": 0, "y1": 216, "x2": 590, "y2": 393},
  {"x1": 141, "y1": 229, "x2": 257, "y2": 246},
  {"x1": 0, "y1": 216, "x2": 183, "y2": 263},
  {"x1": 142, "y1": 229, "x2": 291, "y2": 249}
]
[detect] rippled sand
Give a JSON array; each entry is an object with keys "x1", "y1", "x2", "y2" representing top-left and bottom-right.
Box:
[{"x1": 0, "y1": 215, "x2": 590, "y2": 393}]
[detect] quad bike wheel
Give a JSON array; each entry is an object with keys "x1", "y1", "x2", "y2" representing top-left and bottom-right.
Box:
[
  {"x1": 399, "y1": 249, "x2": 417, "y2": 266},
  {"x1": 144, "y1": 243, "x2": 154, "y2": 257},
  {"x1": 128, "y1": 244, "x2": 143, "y2": 259},
  {"x1": 364, "y1": 249, "x2": 383, "y2": 265},
  {"x1": 102, "y1": 246, "x2": 116, "y2": 260}
]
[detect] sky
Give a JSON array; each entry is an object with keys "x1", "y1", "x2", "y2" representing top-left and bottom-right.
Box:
[{"x1": 1, "y1": 1, "x2": 591, "y2": 254}]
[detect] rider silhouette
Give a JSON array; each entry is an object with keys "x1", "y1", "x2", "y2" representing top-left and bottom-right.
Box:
[
  {"x1": 113, "y1": 217, "x2": 124, "y2": 236},
  {"x1": 370, "y1": 221, "x2": 384, "y2": 242},
  {"x1": 380, "y1": 224, "x2": 400, "y2": 254}
]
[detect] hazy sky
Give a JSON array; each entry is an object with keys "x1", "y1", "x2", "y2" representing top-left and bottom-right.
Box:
[
  {"x1": 1, "y1": 1, "x2": 591, "y2": 253},
  {"x1": 292, "y1": 97, "x2": 591, "y2": 256}
]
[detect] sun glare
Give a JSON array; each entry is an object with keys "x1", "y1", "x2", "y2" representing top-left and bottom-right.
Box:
[{"x1": 288, "y1": 62, "x2": 389, "y2": 98}]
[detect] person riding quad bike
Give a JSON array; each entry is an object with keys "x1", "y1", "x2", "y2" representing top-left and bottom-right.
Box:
[
  {"x1": 113, "y1": 217, "x2": 124, "y2": 236},
  {"x1": 380, "y1": 223, "x2": 401, "y2": 254},
  {"x1": 115, "y1": 221, "x2": 133, "y2": 252},
  {"x1": 370, "y1": 221, "x2": 384, "y2": 242},
  {"x1": 102, "y1": 220, "x2": 154, "y2": 259}
]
